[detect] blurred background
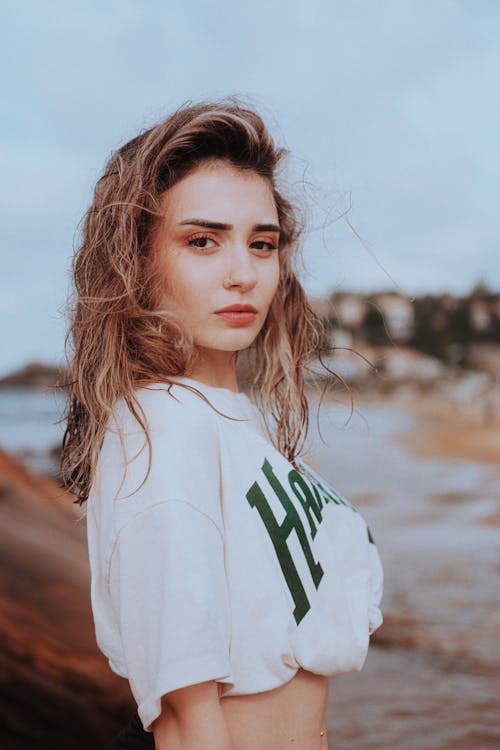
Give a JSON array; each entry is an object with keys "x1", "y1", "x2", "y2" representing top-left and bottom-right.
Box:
[{"x1": 1, "y1": 1, "x2": 499, "y2": 748}]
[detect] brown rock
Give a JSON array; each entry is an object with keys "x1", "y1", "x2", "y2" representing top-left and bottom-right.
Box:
[
  {"x1": 0, "y1": 362, "x2": 69, "y2": 389},
  {"x1": 0, "y1": 447, "x2": 135, "y2": 749}
]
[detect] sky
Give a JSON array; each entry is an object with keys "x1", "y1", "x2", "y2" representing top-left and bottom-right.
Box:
[{"x1": 1, "y1": 0, "x2": 499, "y2": 375}]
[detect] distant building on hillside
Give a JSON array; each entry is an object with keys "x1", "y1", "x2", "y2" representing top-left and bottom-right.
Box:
[
  {"x1": 469, "y1": 300, "x2": 492, "y2": 332},
  {"x1": 372, "y1": 292, "x2": 415, "y2": 341},
  {"x1": 332, "y1": 293, "x2": 367, "y2": 330}
]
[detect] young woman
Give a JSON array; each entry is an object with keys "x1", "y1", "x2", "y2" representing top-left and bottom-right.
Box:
[{"x1": 61, "y1": 97, "x2": 384, "y2": 750}]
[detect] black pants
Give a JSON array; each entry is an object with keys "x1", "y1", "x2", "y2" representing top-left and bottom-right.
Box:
[{"x1": 104, "y1": 712, "x2": 155, "y2": 749}]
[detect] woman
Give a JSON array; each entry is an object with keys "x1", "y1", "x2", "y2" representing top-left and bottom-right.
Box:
[{"x1": 61, "y1": 96, "x2": 384, "y2": 750}]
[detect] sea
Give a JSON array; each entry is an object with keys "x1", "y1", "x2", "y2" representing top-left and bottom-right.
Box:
[{"x1": 0, "y1": 386, "x2": 67, "y2": 475}]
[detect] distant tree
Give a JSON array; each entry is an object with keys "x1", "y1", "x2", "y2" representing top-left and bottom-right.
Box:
[
  {"x1": 360, "y1": 304, "x2": 387, "y2": 345},
  {"x1": 408, "y1": 295, "x2": 479, "y2": 365},
  {"x1": 469, "y1": 279, "x2": 494, "y2": 299}
]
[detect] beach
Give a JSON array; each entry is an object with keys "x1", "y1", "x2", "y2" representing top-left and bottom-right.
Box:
[{"x1": 0, "y1": 385, "x2": 499, "y2": 748}]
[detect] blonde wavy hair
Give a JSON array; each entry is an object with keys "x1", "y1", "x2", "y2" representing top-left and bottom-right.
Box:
[{"x1": 61, "y1": 95, "x2": 337, "y2": 505}]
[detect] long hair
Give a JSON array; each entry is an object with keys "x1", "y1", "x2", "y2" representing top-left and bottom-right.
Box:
[{"x1": 61, "y1": 95, "x2": 335, "y2": 505}]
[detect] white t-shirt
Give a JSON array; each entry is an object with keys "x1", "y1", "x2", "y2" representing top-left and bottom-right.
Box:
[{"x1": 87, "y1": 377, "x2": 384, "y2": 732}]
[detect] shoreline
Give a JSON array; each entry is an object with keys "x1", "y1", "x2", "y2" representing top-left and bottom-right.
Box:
[
  {"x1": 398, "y1": 397, "x2": 500, "y2": 465},
  {"x1": 307, "y1": 383, "x2": 500, "y2": 467}
]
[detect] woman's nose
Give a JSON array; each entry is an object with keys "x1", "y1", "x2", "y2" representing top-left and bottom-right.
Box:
[{"x1": 223, "y1": 242, "x2": 258, "y2": 288}]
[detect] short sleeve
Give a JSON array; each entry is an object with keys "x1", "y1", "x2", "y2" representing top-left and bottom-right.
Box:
[
  {"x1": 108, "y1": 500, "x2": 234, "y2": 732},
  {"x1": 367, "y1": 540, "x2": 384, "y2": 635}
]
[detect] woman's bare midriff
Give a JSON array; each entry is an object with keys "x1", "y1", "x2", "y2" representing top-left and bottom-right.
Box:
[{"x1": 219, "y1": 668, "x2": 330, "y2": 750}]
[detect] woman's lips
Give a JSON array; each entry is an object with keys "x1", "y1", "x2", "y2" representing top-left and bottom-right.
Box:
[{"x1": 215, "y1": 311, "x2": 257, "y2": 325}]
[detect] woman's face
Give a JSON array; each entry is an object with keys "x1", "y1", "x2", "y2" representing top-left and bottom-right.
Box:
[{"x1": 153, "y1": 161, "x2": 281, "y2": 373}]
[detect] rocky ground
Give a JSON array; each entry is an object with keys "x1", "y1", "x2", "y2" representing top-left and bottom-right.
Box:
[{"x1": 0, "y1": 448, "x2": 136, "y2": 749}]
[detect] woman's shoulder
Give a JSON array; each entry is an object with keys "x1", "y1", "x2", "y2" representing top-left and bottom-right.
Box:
[
  {"x1": 111, "y1": 381, "x2": 221, "y2": 437},
  {"x1": 91, "y1": 381, "x2": 224, "y2": 529}
]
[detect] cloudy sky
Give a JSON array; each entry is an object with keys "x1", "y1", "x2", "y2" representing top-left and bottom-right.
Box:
[{"x1": 1, "y1": 0, "x2": 499, "y2": 375}]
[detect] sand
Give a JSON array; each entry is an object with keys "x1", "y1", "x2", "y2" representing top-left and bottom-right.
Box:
[{"x1": 399, "y1": 398, "x2": 500, "y2": 466}]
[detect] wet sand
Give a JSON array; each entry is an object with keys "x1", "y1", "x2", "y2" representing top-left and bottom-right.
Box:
[
  {"x1": 398, "y1": 396, "x2": 500, "y2": 467},
  {"x1": 329, "y1": 646, "x2": 500, "y2": 750}
]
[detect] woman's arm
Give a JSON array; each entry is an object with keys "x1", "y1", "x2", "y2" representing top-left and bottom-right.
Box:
[{"x1": 153, "y1": 680, "x2": 234, "y2": 750}]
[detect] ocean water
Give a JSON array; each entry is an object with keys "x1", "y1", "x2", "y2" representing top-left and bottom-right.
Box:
[{"x1": 0, "y1": 386, "x2": 66, "y2": 474}]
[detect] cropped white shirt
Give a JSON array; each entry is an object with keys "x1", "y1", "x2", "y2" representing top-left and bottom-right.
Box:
[{"x1": 86, "y1": 377, "x2": 384, "y2": 731}]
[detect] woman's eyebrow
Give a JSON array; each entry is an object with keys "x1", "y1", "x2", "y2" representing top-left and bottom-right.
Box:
[{"x1": 178, "y1": 218, "x2": 281, "y2": 234}]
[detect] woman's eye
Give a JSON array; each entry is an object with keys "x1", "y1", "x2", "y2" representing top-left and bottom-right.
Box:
[
  {"x1": 251, "y1": 240, "x2": 277, "y2": 252},
  {"x1": 187, "y1": 235, "x2": 277, "y2": 252},
  {"x1": 187, "y1": 234, "x2": 216, "y2": 250}
]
